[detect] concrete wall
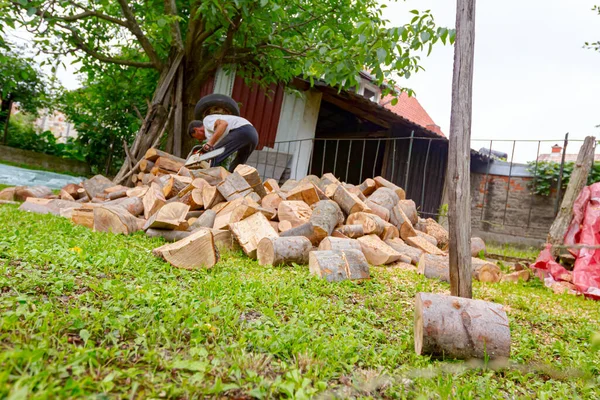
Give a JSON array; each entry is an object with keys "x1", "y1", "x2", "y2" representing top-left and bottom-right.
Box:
[
  {"x1": 470, "y1": 172, "x2": 558, "y2": 248},
  {"x1": 0, "y1": 145, "x2": 90, "y2": 176}
]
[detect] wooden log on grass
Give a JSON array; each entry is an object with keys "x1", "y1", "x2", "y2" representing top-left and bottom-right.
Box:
[
  {"x1": 335, "y1": 224, "x2": 364, "y2": 239},
  {"x1": 257, "y1": 236, "x2": 312, "y2": 266},
  {"x1": 143, "y1": 202, "x2": 189, "y2": 230},
  {"x1": 93, "y1": 206, "x2": 144, "y2": 234},
  {"x1": 146, "y1": 229, "x2": 192, "y2": 242},
  {"x1": 71, "y1": 208, "x2": 94, "y2": 229},
  {"x1": 385, "y1": 238, "x2": 423, "y2": 265},
  {"x1": 471, "y1": 237, "x2": 486, "y2": 257},
  {"x1": 143, "y1": 182, "x2": 166, "y2": 219},
  {"x1": 278, "y1": 200, "x2": 312, "y2": 228},
  {"x1": 309, "y1": 249, "x2": 370, "y2": 282},
  {"x1": 424, "y1": 218, "x2": 449, "y2": 250},
  {"x1": 229, "y1": 212, "x2": 279, "y2": 258},
  {"x1": 318, "y1": 237, "x2": 362, "y2": 252},
  {"x1": 414, "y1": 292, "x2": 510, "y2": 359},
  {"x1": 0, "y1": 187, "x2": 16, "y2": 201},
  {"x1": 153, "y1": 229, "x2": 218, "y2": 269},
  {"x1": 418, "y1": 254, "x2": 502, "y2": 283},
  {"x1": 309, "y1": 200, "x2": 344, "y2": 241},
  {"x1": 217, "y1": 172, "x2": 253, "y2": 201},
  {"x1": 406, "y1": 236, "x2": 445, "y2": 256},
  {"x1": 82, "y1": 175, "x2": 113, "y2": 199},
  {"x1": 14, "y1": 186, "x2": 53, "y2": 201},
  {"x1": 357, "y1": 234, "x2": 402, "y2": 265},
  {"x1": 333, "y1": 185, "x2": 370, "y2": 215}
]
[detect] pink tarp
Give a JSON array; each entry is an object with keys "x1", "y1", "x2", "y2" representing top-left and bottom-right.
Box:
[{"x1": 532, "y1": 182, "x2": 600, "y2": 300}]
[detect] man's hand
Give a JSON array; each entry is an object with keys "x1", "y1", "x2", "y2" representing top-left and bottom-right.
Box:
[{"x1": 200, "y1": 143, "x2": 214, "y2": 154}]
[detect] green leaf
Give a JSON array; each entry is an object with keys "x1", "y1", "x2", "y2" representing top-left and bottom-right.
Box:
[
  {"x1": 391, "y1": 97, "x2": 398, "y2": 106},
  {"x1": 420, "y1": 32, "x2": 431, "y2": 42},
  {"x1": 27, "y1": 7, "x2": 37, "y2": 16},
  {"x1": 79, "y1": 329, "x2": 90, "y2": 343},
  {"x1": 376, "y1": 47, "x2": 387, "y2": 63}
]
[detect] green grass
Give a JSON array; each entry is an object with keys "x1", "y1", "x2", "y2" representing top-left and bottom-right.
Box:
[
  {"x1": 487, "y1": 244, "x2": 541, "y2": 261},
  {"x1": 0, "y1": 184, "x2": 10, "y2": 191},
  {"x1": 1, "y1": 206, "x2": 599, "y2": 398},
  {"x1": 0, "y1": 159, "x2": 89, "y2": 178}
]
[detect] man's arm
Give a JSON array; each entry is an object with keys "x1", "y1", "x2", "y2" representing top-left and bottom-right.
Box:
[{"x1": 207, "y1": 119, "x2": 228, "y2": 147}]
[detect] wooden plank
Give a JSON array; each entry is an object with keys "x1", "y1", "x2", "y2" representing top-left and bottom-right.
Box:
[{"x1": 447, "y1": 0, "x2": 477, "y2": 298}]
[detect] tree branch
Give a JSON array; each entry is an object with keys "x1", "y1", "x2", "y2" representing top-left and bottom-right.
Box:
[
  {"x1": 164, "y1": 0, "x2": 184, "y2": 51},
  {"x1": 115, "y1": 0, "x2": 164, "y2": 70}
]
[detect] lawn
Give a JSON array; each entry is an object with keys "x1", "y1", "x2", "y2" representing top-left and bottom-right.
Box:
[{"x1": 1, "y1": 205, "x2": 599, "y2": 399}]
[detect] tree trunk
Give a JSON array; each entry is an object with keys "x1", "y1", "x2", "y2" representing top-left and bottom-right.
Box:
[{"x1": 1, "y1": 98, "x2": 13, "y2": 145}]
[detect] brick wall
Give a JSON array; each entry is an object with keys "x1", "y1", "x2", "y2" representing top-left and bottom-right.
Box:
[{"x1": 470, "y1": 172, "x2": 559, "y2": 247}]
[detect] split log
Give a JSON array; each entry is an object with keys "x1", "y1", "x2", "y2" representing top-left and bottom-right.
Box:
[
  {"x1": 373, "y1": 176, "x2": 405, "y2": 200},
  {"x1": 471, "y1": 237, "x2": 486, "y2": 257},
  {"x1": 335, "y1": 224, "x2": 364, "y2": 239},
  {"x1": 257, "y1": 236, "x2": 312, "y2": 266},
  {"x1": 217, "y1": 172, "x2": 253, "y2": 201},
  {"x1": 257, "y1": 207, "x2": 276, "y2": 220},
  {"x1": 82, "y1": 175, "x2": 114, "y2": 199},
  {"x1": 60, "y1": 189, "x2": 75, "y2": 201},
  {"x1": 190, "y1": 167, "x2": 230, "y2": 186},
  {"x1": 93, "y1": 206, "x2": 144, "y2": 234},
  {"x1": 142, "y1": 183, "x2": 166, "y2": 219},
  {"x1": 381, "y1": 223, "x2": 400, "y2": 240},
  {"x1": 278, "y1": 220, "x2": 293, "y2": 232},
  {"x1": 178, "y1": 177, "x2": 208, "y2": 198},
  {"x1": 358, "y1": 178, "x2": 377, "y2": 196},
  {"x1": 333, "y1": 185, "x2": 370, "y2": 215},
  {"x1": 190, "y1": 209, "x2": 216, "y2": 230},
  {"x1": 179, "y1": 188, "x2": 204, "y2": 210},
  {"x1": 278, "y1": 200, "x2": 312, "y2": 228},
  {"x1": 332, "y1": 230, "x2": 349, "y2": 239},
  {"x1": 14, "y1": 186, "x2": 53, "y2": 201},
  {"x1": 155, "y1": 156, "x2": 184, "y2": 173},
  {"x1": 229, "y1": 200, "x2": 260, "y2": 225},
  {"x1": 280, "y1": 222, "x2": 319, "y2": 245},
  {"x1": 406, "y1": 236, "x2": 445, "y2": 256},
  {"x1": 385, "y1": 238, "x2": 423, "y2": 265},
  {"x1": 321, "y1": 173, "x2": 341, "y2": 186},
  {"x1": 162, "y1": 175, "x2": 191, "y2": 199},
  {"x1": 62, "y1": 183, "x2": 82, "y2": 199},
  {"x1": 229, "y1": 212, "x2": 279, "y2": 258},
  {"x1": 141, "y1": 173, "x2": 156, "y2": 185},
  {"x1": 322, "y1": 183, "x2": 338, "y2": 199},
  {"x1": 297, "y1": 175, "x2": 321, "y2": 188},
  {"x1": 416, "y1": 231, "x2": 438, "y2": 247},
  {"x1": 346, "y1": 212, "x2": 386, "y2": 236},
  {"x1": 213, "y1": 198, "x2": 246, "y2": 230},
  {"x1": 318, "y1": 237, "x2": 362, "y2": 252},
  {"x1": 140, "y1": 159, "x2": 155, "y2": 173},
  {"x1": 186, "y1": 210, "x2": 204, "y2": 219},
  {"x1": 417, "y1": 254, "x2": 502, "y2": 283},
  {"x1": 309, "y1": 249, "x2": 370, "y2": 282},
  {"x1": 279, "y1": 179, "x2": 298, "y2": 192},
  {"x1": 286, "y1": 183, "x2": 320, "y2": 205},
  {"x1": 414, "y1": 292, "x2": 511, "y2": 359},
  {"x1": 234, "y1": 164, "x2": 267, "y2": 198},
  {"x1": 364, "y1": 200, "x2": 390, "y2": 222},
  {"x1": 106, "y1": 196, "x2": 144, "y2": 216},
  {"x1": 414, "y1": 218, "x2": 428, "y2": 233},
  {"x1": 202, "y1": 185, "x2": 225, "y2": 209},
  {"x1": 210, "y1": 228, "x2": 240, "y2": 251},
  {"x1": 0, "y1": 187, "x2": 16, "y2": 200},
  {"x1": 270, "y1": 221, "x2": 280, "y2": 231},
  {"x1": 345, "y1": 185, "x2": 368, "y2": 202},
  {"x1": 357, "y1": 234, "x2": 402, "y2": 265},
  {"x1": 261, "y1": 191, "x2": 286, "y2": 211},
  {"x1": 71, "y1": 208, "x2": 94, "y2": 229},
  {"x1": 309, "y1": 200, "x2": 345, "y2": 241},
  {"x1": 143, "y1": 203, "x2": 189, "y2": 230},
  {"x1": 263, "y1": 178, "x2": 280, "y2": 193},
  {"x1": 398, "y1": 200, "x2": 418, "y2": 225},
  {"x1": 146, "y1": 229, "x2": 192, "y2": 242},
  {"x1": 368, "y1": 188, "x2": 399, "y2": 211},
  {"x1": 424, "y1": 218, "x2": 449, "y2": 250},
  {"x1": 471, "y1": 257, "x2": 502, "y2": 283},
  {"x1": 153, "y1": 229, "x2": 218, "y2": 269},
  {"x1": 246, "y1": 192, "x2": 261, "y2": 203},
  {"x1": 144, "y1": 148, "x2": 185, "y2": 163},
  {"x1": 390, "y1": 205, "x2": 417, "y2": 240},
  {"x1": 107, "y1": 189, "x2": 127, "y2": 201}
]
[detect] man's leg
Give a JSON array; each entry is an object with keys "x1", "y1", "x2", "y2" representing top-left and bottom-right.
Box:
[{"x1": 211, "y1": 125, "x2": 258, "y2": 171}]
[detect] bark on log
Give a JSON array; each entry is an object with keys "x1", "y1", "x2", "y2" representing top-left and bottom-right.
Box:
[
  {"x1": 381, "y1": 223, "x2": 400, "y2": 240},
  {"x1": 106, "y1": 196, "x2": 144, "y2": 216},
  {"x1": 414, "y1": 292, "x2": 511, "y2": 359},
  {"x1": 186, "y1": 210, "x2": 204, "y2": 219},
  {"x1": 62, "y1": 183, "x2": 82, "y2": 199},
  {"x1": 309, "y1": 200, "x2": 344, "y2": 241},
  {"x1": 286, "y1": 183, "x2": 320, "y2": 205},
  {"x1": 191, "y1": 167, "x2": 230, "y2": 186},
  {"x1": 471, "y1": 237, "x2": 486, "y2": 257},
  {"x1": 278, "y1": 200, "x2": 312, "y2": 227},
  {"x1": 0, "y1": 187, "x2": 16, "y2": 201},
  {"x1": 335, "y1": 224, "x2": 364, "y2": 239},
  {"x1": 318, "y1": 237, "x2": 362, "y2": 252},
  {"x1": 146, "y1": 228, "x2": 192, "y2": 242},
  {"x1": 471, "y1": 257, "x2": 502, "y2": 283},
  {"x1": 190, "y1": 209, "x2": 216, "y2": 230},
  {"x1": 257, "y1": 236, "x2": 312, "y2": 266},
  {"x1": 425, "y1": 218, "x2": 449, "y2": 250},
  {"x1": 154, "y1": 156, "x2": 184, "y2": 173},
  {"x1": 140, "y1": 159, "x2": 155, "y2": 173},
  {"x1": 416, "y1": 231, "x2": 438, "y2": 247},
  {"x1": 162, "y1": 175, "x2": 190, "y2": 199},
  {"x1": 82, "y1": 175, "x2": 114, "y2": 199},
  {"x1": 229, "y1": 212, "x2": 279, "y2": 258},
  {"x1": 368, "y1": 187, "x2": 399, "y2": 211},
  {"x1": 143, "y1": 202, "x2": 189, "y2": 230},
  {"x1": 398, "y1": 199, "x2": 418, "y2": 225},
  {"x1": 234, "y1": 164, "x2": 268, "y2": 198},
  {"x1": 107, "y1": 189, "x2": 128, "y2": 200},
  {"x1": 280, "y1": 222, "x2": 319, "y2": 245},
  {"x1": 153, "y1": 229, "x2": 218, "y2": 269},
  {"x1": 357, "y1": 234, "x2": 403, "y2": 265},
  {"x1": 60, "y1": 189, "x2": 75, "y2": 201},
  {"x1": 14, "y1": 186, "x2": 53, "y2": 201},
  {"x1": 390, "y1": 205, "x2": 417, "y2": 240},
  {"x1": 309, "y1": 249, "x2": 370, "y2": 282},
  {"x1": 417, "y1": 254, "x2": 502, "y2": 283},
  {"x1": 385, "y1": 238, "x2": 424, "y2": 265},
  {"x1": 143, "y1": 182, "x2": 166, "y2": 219},
  {"x1": 333, "y1": 185, "x2": 370, "y2": 215},
  {"x1": 373, "y1": 177, "x2": 405, "y2": 200},
  {"x1": 93, "y1": 206, "x2": 144, "y2": 234},
  {"x1": 346, "y1": 212, "x2": 386, "y2": 236},
  {"x1": 364, "y1": 200, "x2": 390, "y2": 222},
  {"x1": 406, "y1": 236, "x2": 445, "y2": 256}
]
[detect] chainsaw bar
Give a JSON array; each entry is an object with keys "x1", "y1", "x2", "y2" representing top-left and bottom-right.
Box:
[{"x1": 185, "y1": 147, "x2": 225, "y2": 168}]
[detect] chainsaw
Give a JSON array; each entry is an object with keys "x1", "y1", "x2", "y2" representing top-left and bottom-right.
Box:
[{"x1": 184, "y1": 145, "x2": 225, "y2": 169}]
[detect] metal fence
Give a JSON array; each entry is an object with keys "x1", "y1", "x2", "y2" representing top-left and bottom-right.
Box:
[{"x1": 243, "y1": 134, "x2": 598, "y2": 239}]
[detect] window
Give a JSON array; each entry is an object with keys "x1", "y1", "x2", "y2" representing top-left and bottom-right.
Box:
[{"x1": 358, "y1": 80, "x2": 381, "y2": 103}]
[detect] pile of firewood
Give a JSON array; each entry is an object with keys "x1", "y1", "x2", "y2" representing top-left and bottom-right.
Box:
[{"x1": 0, "y1": 147, "x2": 517, "y2": 284}]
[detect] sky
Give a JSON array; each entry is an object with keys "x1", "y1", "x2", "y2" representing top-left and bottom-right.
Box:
[{"x1": 386, "y1": 0, "x2": 600, "y2": 162}]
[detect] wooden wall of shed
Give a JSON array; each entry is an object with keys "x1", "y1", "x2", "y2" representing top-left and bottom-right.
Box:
[{"x1": 382, "y1": 133, "x2": 448, "y2": 218}]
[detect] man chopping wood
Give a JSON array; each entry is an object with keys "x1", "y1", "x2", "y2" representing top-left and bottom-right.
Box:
[{"x1": 188, "y1": 114, "x2": 258, "y2": 172}]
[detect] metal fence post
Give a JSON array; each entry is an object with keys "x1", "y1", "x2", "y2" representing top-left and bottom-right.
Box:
[
  {"x1": 480, "y1": 140, "x2": 493, "y2": 221},
  {"x1": 554, "y1": 132, "x2": 569, "y2": 215},
  {"x1": 502, "y1": 140, "x2": 516, "y2": 225},
  {"x1": 526, "y1": 140, "x2": 541, "y2": 228},
  {"x1": 404, "y1": 130, "x2": 414, "y2": 189}
]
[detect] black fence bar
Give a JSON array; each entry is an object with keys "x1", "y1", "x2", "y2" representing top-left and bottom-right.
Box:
[
  {"x1": 345, "y1": 140, "x2": 353, "y2": 183},
  {"x1": 391, "y1": 139, "x2": 397, "y2": 183},
  {"x1": 420, "y1": 139, "x2": 433, "y2": 209},
  {"x1": 359, "y1": 139, "x2": 366, "y2": 182},
  {"x1": 480, "y1": 139, "x2": 493, "y2": 221},
  {"x1": 526, "y1": 140, "x2": 542, "y2": 228},
  {"x1": 372, "y1": 139, "x2": 381, "y2": 178},
  {"x1": 404, "y1": 131, "x2": 414, "y2": 189},
  {"x1": 554, "y1": 132, "x2": 569, "y2": 216},
  {"x1": 502, "y1": 140, "x2": 517, "y2": 225},
  {"x1": 333, "y1": 140, "x2": 340, "y2": 176}
]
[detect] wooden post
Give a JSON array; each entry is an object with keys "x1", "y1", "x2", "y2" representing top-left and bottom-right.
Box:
[
  {"x1": 173, "y1": 67, "x2": 184, "y2": 157},
  {"x1": 548, "y1": 136, "x2": 596, "y2": 257},
  {"x1": 447, "y1": 0, "x2": 477, "y2": 298}
]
